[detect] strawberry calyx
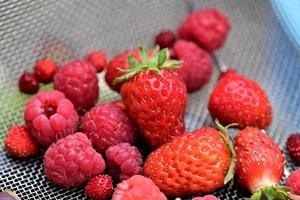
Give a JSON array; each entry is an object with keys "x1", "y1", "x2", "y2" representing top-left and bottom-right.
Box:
[
  {"x1": 215, "y1": 119, "x2": 237, "y2": 185},
  {"x1": 113, "y1": 46, "x2": 182, "y2": 84},
  {"x1": 246, "y1": 185, "x2": 293, "y2": 200}
]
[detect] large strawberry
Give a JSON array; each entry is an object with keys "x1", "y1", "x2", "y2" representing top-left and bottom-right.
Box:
[
  {"x1": 144, "y1": 121, "x2": 236, "y2": 197},
  {"x1": 234, "y1": 127, "x2": 289, "y2": 199},
  {"x1": 208, "y1": 70, "x2": 272, "y2": 129},
  {"x1": 116, "y1": 47, "x2": 187, "y2": 148}
]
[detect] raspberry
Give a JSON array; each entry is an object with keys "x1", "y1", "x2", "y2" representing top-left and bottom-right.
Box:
[
  {"x1": 105, "y1": 49, "x2": 153, "y2": 92},
  {"x1": 85, "y1": 175, "x2": 113, "y2": 200},
  {"x1": 174, "y1": 40, "x2": 213, "y2": 93},
  {"x1": 106, "y1": 143, "x2": 142, "y2": 181},
  {"x1": 178, "y1": 8, "x2": 230, "y2": 51},
  {"x1": 192, "y1": 195, "x2": 219, "y2": 200},
  {"x1": 85, "y1": 51, "x2": 107, "y2": 73},
  {"x1": 82, "y1": 103, "x2": 136, "y2": 153},
  {"x1": 44, "y1": 132, "x2": 105, "y2": 188},
  {"x1": 54, "y1": 60, "x2": 99, "y2": 113},
  {"x1": 287, "y1": 134, "x2": 300, "y2": 163},
  {"x1": 18, "y1": 72, "x2": 39, "y2": 94},
  {"x1": 34, "y1": 59, "x2": 57, "y2": 83},
  {"x1": 154, "y1": 30, "x2": 176, "y2": 48},
  {"x1": 286, "y1": 168, "x2": 300, "y2": 195},
  {"x1": 4, "y1": 125, "x2": 39, "y2": 158},
  {"x1": 24, "y1": 90, "x2": 79, "y2": 147},
  {"x1": 112, "y1": 175, "x2": 167, "y2": 200},
  {"x1": 111, "y1": 99, "x2": 126, "y2": 111}
]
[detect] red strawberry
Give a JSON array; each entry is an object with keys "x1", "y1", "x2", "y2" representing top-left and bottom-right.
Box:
[
  {"x1": 105, "y1": 48, "x2": 154, "y2": 92},
  {"x1": 117, "y1": 47, "x2": 187, "y2": 148},
  {"x1": 34, "y1": 59, "x2": 57, "y2": 83},
  {"x1": 286, "y1": 134, "x2": 300, "y2": 163},
  {"x1": 144, "y1": 122, "x2": 235, "y2": 197},
  {"x1": 234, "y1": 127, "x2": 288, "y2": 198},
  {"x1": 208, "y1": 70, "x2": 272, "y2": 129},
  {"x1": 84, "y1": 175, "x2": 113, "y2": 200},
  {"x1": 4, "y1": 125, "x2": 40, "y2": 158},
  {"x1": 178, "y1": 8, "x2": 230, "y2": 52}
]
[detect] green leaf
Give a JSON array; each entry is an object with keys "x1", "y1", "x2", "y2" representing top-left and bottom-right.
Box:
[
  {"x1": 139, "y1": 46, "x2": 148, "y2": 63},
  {"x1": 113, "y1": 70, "x2": 139, "y2": 84},
  {"x1": 247, "y1": 186, "x2": 291, "y2": 200},
  {"x1": 157, "y1": 48, "x2": 167, "y2": 67},
  {"x1": 128, "y1": 55, "x2": 138, "y2": 69}
]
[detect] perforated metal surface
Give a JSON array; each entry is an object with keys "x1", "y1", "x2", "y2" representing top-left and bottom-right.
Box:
[{"x1": 0, "y1": 0, "x2": 299, "y2": 199}]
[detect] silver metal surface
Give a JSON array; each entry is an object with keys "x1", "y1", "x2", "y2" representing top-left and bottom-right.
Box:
[{"x1": 0, "y1": 0, "x2": 299, "y2": 199}]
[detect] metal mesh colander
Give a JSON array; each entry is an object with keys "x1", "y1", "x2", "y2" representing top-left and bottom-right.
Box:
[{"x1": 0, "y1": 0, "x2": 299, "y2": 199}]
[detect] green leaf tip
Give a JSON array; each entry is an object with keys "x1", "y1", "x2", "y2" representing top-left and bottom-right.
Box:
[
  {"x1": 246, "y1": 186, "x2": 292, "y2": 200},
  {"x1": 215, "y1": 119, "x2": 237, "y2": 185},
  {"x1": 113, "y1": 46, "x2": 182, "y2": 84}
]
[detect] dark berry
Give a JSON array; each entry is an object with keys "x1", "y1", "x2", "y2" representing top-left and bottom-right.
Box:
[
  {"x1": 18, "y1": 72, "x2": 39, "y2": 94},
  {"x1": 155, "y1": 30, "x2": 176, "y2": 48}
]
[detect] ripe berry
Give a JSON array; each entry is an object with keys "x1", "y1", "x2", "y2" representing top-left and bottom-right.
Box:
[
  {"x1": 34, "y1": 59, "x2": 57, "y2": 83},
  {"x1": 85, "y1": 175, "x2": 113, "y2": 200},
  {"x1": 54, "y1": 60, "x2": 99, "y2": 113},
  {"x1": 174, "y1": 40, "x2": 213, "y2": 93},
  {"x1": 24, "y1": 90, "x2": 79, "y2": 147},
  {"x1": 4, "y1": 125, "x2": 39, "y2": 158},
  {"x1": 112, "y1": 175, "x2": 167, "y2": 200},
  {"x1": 286, "y1": 168, "x2": 300, "y2": 195},
  {"x1": 287, "y1": 134, "x2": 300, "y2": 163},
  {"x1": 178, "y1": 8, "x2": 230, "y2": 51},
  {"x1": 44, "y1": 132, "x2": 105, "y2": 187},
  {"x1": 81, "y1": 103, "x2": 136, "y2": 153},
  {"x1": 154, "y1": 30, "x2": 176, "y2": 48},
  {"x1": 86, "y1": 51, "x2": 107, "y2": 73},
  {"x1": 106, "y1": 143, "x2": 143, "y2": 181},
  {"x1": 192, "y1": 195, "x2": 219, "y2": 200},
  {"x1": 18, "y1": 72, "x2": 39, "y2": 94}
]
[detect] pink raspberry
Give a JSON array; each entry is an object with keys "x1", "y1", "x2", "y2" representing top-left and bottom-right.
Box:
[
  {"x1": 192, "y1": 195, "x2": 219, "y2": 200},
  {"x1": 154, "y1": 30, "x2": 176, "y2": 48},
  {"x1": 44, "y1": 132, "x2": 105, "y2": 188},
  {"x1": 178, "y1": 8, "x2": 230, "y2": 52},
  {"x1": 85, "y1": 50, "x2": 107, "y2": 73},
  {"x1": 106, "y1": 143, "x2": 142, "y2": 181},
  {"x1": 174, "y1": 40, "x2": 213, "y2": 93},
  {"x1": 112, "y1": 175, "x2": 167, "y2": 200},
  {"x1": 54, "y1": 60, "x2": 99, "y2": 113},
  {"x1": 82, "y1": 103, "x2": 136, "y2": 153},
  {"x1": 24, "y1": 90, "x2": 79, "y2": 147},
  {"x1": 286, "y1": 168, "x2": 300, "y2": 195}
]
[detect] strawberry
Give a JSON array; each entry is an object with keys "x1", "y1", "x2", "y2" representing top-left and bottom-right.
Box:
[
  {"x1": 208, "y1": 70, "x2": 272, "y2": 129},
  {"x1": 116, "y1": 47, "x2": 187, "y2": 148},
  {"x1": 144, "y1": 121, "x2": 235, "y2": 197},
  {"x1": 234, "y1": 127, "x2": 288, "y2": 199},
  {"x1": 84, "y1": 175, "x2": 113, "y2": 200},
  {"x1": 4, "y1": 125, "x2": 39, "y2": 158}
]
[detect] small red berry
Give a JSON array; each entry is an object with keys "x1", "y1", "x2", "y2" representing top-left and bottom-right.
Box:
[
  {"x1": 4, "y1": 125, "x2": 40, "y2": 158},
  {"x1": 155, "y1": 30, "x2": 176, "y2": 48},
  {"x1": 287, "y1": 134, "x2": 300, "y2": 163},
  {"x1": 34, "y1": 59, "x2": 57, "y2": 83},
  {"x1": 286, "y1": 168, "x2": 300, "y2": 195},
  {"x1": 18, "y1": 72, "x2": 39, "y2": 94},
  {"x1": 85, "y1": 175, "x2": 113, "y2": 200},
  {"x1": 192, "y1": 195, "x2": 219, "y2": 200},
  {"x1": 86, "y1": 51, "x2": 107, "y2": 73}
]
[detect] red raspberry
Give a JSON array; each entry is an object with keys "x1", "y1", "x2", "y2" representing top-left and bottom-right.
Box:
[
  {"x1": 24, "y1": 90, "x2": 79, "y2": 147},
  {"x1": 34, "y1": 59, "x2": 57, "y2": 83},
  {"x1": 86, "y1": 51, "x2": 107, "y2": 73},
  {"x1": 54, "y1": 60, "x2": 99, "y2": 113},
  {"x1": 85, "y1": 175, "x2": 113, "y2": 200},
  {"x1": 105, "y1": 49, "x2": 153, "y2": 92},
  {"x1": 287, "y1": 134, "x2": 300, "y2": 163},
  {"x1": 112, "y1": 175, "x2": 167, "y2": 200},
  {"x1": 82, "y1": 103, "x2": 136, "y2": 153},
  {"x1": 111, "y1": 99, "x2": 126, "y2": 111},
  {"x1": 286, "y1": 168, "x2": 300, "y2": 195},
  {"x1": 18, "y1": 72, "x2": 39, "y2": 94},
  {"x1": 106, "y1": 143, "x2": 142, "y2": 181},
  {"x1": 178, "y1": 8, "x2": 230, "y2": 52},
  {"x1": 154, "y1": 30, "x2": 176, "y2": 48},
  {"x1": 44, "y1": 132, "x2": 105, "y2": 187},
  {"x1": 174, "y1": 40, "x2": 213, "y2": 93},
  {"x1": 4, "y1": 125, "x2": 40, "y2": 158},
  {"x1": 192, "y1": 195, "x2": 219, "y2": 200}
]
